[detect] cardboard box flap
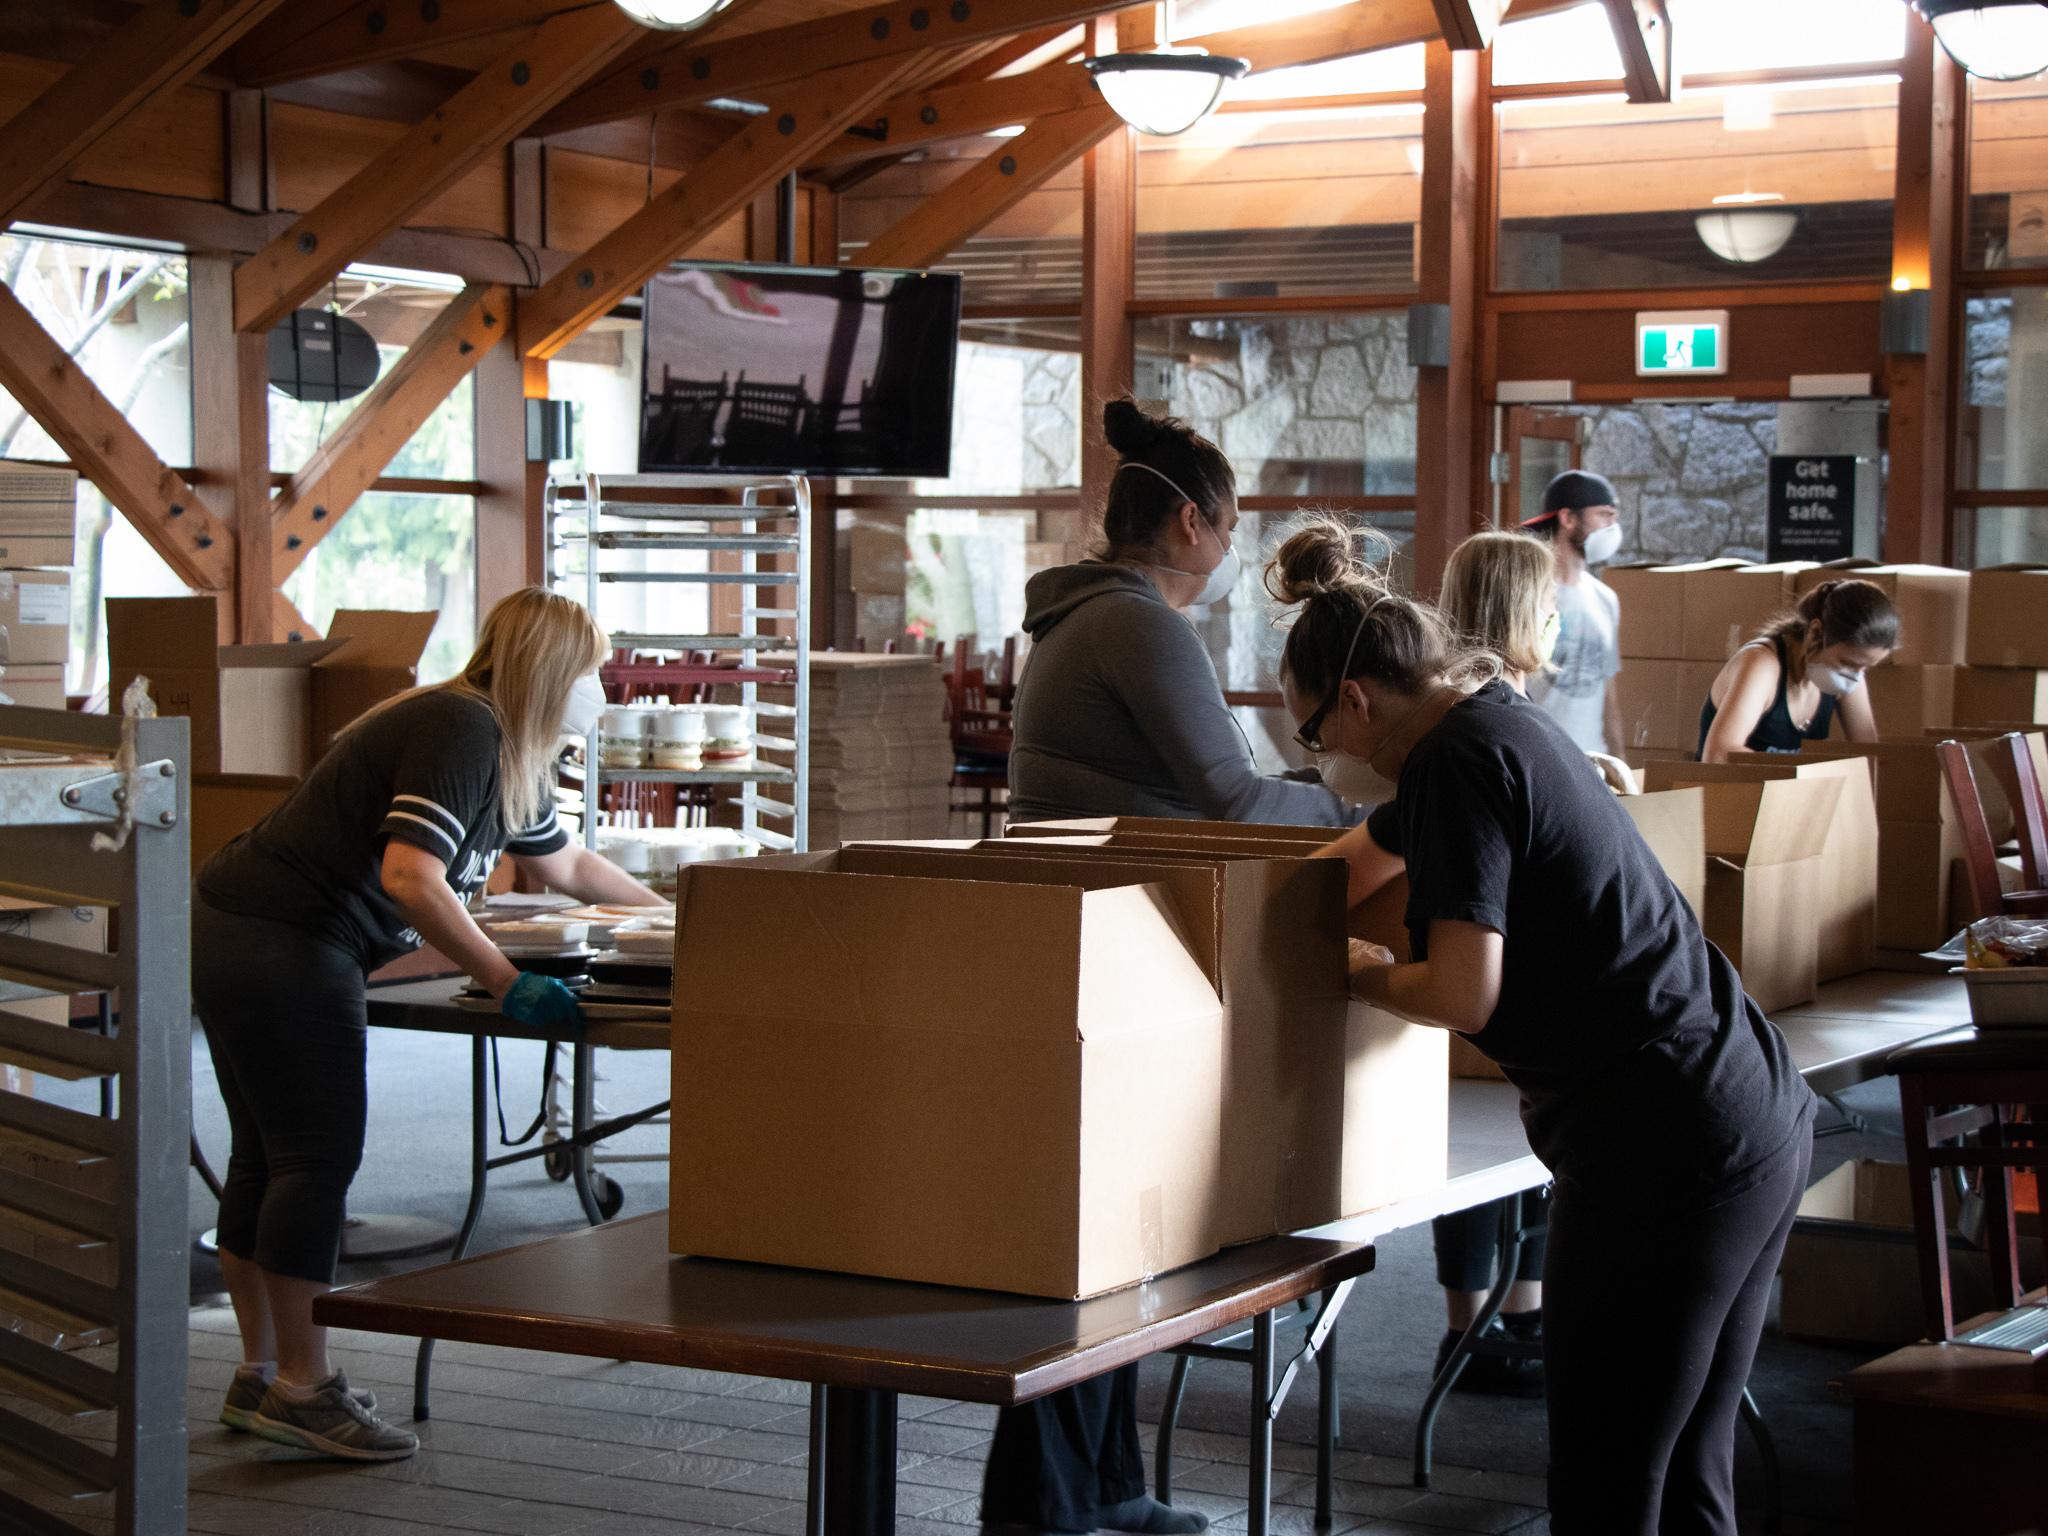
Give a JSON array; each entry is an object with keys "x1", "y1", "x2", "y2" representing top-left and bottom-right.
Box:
[
  {"x1": 1006, "y1": 816, "x2": 1344, "y2": 846},
  {"x1": 224, "y1": 638, "x2": 349, "y2": 669},
  {"x1": 835, "y1": 845, "x2": 1225, "y2": 992},
  {"x1": 318, "y1": 609, "x2": 439, "y2": 669},
  {"x1": 104, "y1": 596, "x2": 219, "y2": 669},
  {"x1": 1074, "y1": 882, "x2": 1233, "y2": 1045},
  {"x1": 1694, "y1": 778, "x2": 1841, "y2": 866}
]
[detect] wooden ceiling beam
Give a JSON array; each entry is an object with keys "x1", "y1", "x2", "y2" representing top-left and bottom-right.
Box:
[
  {"x1": 521, "y1": 52, "x2": 926, "y2": 359},
  {"x1": 234, "y1": 5, "x2": 642, "y2": 334},
  {"x1": 534, "y1": 0, "x2": 1131, "y2": 136},
  {"x1": 271, "y1": 284, "x2": 512, "y2": 580},
  {"x1": 932, "y1": 24, "x2": 1077, "y2": 86},
  {"x1": 1604, "y1": 0, "x2": 1674, "y2": 103},
  {"x1": 856, "y1": 102, "x2": 1122, "y2": 271},
  {"x1": 1430, "y1": 0, "x2": 1505, "y2": 50},
  {"x1": 234, "y1": 0, "x2": 596, "y2": 89},
  {"x1": 808, "y1": 60, "x2": 1097, "y2": 168},
  {"x1": 1196, "y1": 0, "x2": 1442, "y2": 75},
  {"x1": 0, "y1": 0, "x2": 286, "y2": 228},
  {"x1": 0, "y1": 285, "x2": 233, "y2": 593}
]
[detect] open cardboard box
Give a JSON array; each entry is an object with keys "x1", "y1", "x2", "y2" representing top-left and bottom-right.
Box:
[
  {"x1": 312, "y1": 609, "x2": 438, "y2": 762},
  {"x1": 1647, "y1": 757, "x2": 1876, "y2": 980},
  {"x1": 1691, "y1": 777, "x2": 1841, "y2": 1012},
  {"x1": 667, "y1": 846, "x2": 1227, "y2": 1298}
]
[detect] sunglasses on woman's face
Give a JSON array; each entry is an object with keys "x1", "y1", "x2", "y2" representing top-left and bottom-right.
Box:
[{"x1": 1294, "y1": 695, "x2": 1338, "y2": 755}]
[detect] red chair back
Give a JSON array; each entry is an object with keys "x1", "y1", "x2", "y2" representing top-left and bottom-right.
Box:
[
  {"x1": 1991, "y1": 733, "x2": 2048, "y2": 891},
  {"x1": 1938, "y1": 740, "x2": 2009, "y2": 919}
]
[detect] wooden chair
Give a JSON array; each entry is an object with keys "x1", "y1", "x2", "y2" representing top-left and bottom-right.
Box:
[
  {"x1": 1981, "y1": 732, "x2": 2048, "y2": 890},
  {"x1": 1934, "y1": 739, "x2": 2048, "y2": 919},
  {"x1": 943, "y1": 642, "x2": 1012, "y2": 838}
]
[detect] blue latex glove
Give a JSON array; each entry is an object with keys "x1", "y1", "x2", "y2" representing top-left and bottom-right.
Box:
[{"x1": 502, "y1": 972, "x2": 581, "y2": 1025}]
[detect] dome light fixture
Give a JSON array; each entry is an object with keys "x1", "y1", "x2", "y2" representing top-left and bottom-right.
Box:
[
  {"x1": 1084, "y1": 47, "x2": 1250, "y2": 137},
  {"x1": 1913, "y1": 1, "x2": 2048, "y2": 80},
  {"x1": 1695, "y1": 209, "x2": 1799, "y2": 263},
  {"x1": 614, "y1": 0, "x2": 733, "y2": 32}
]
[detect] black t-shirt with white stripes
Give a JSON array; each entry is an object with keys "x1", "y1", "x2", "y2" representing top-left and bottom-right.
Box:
[{"x1": 197, "y1": 688, "x2": 568, "y2": 970}]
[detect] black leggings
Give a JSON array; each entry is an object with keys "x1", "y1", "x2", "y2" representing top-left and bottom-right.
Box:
[
  {"x1": 192, "y1": 899, "x2": 369, "y2": 1285},
  {"x1": 981, "y1": 1364, "x2": 1145, "y2": 1531},
  {"x1": 1433, "y1": 1191, "x2": 1548, "y2": 1293},
  {"x1": 1544, "y1": 1138, "x2": 1810, "y2": 1536}
]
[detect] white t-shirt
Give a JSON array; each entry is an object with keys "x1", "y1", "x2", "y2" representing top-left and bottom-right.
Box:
[{"x1": 1528, "y1": 572, "x2": 1621, "y2": 754}]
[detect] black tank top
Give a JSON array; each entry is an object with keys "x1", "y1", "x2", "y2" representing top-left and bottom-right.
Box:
[{"x1": 1695, "y1": 636, "x2": 1837, "y2": 758}]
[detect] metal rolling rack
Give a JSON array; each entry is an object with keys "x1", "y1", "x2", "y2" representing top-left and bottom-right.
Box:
[
  {"x1": 545, "y1": 470, "x2": 810, "y2": 854},
  {"x1": 538, "y1": 472, "x2": 811, "y2": 1200},
  {"x1": 0, "y1": 704, "x2": 189, "y2": 1536}
]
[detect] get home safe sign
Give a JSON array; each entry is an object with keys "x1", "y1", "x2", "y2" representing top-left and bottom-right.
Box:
[
  {"x1": 1767, "y1": 455, "x2": 1858, "y2": 563},
  {"x1": 1634, "y1": 309, "x2": 1730, "y2": 377}
]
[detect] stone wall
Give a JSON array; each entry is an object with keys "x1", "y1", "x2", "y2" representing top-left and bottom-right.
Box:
[{"x1": 1568, "y1": 401, "x2": 1779, "y2": 563}]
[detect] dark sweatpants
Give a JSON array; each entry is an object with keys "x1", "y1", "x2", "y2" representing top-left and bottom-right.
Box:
[
  {"x1": 1433, "y1": 1190, "x2": 1548, "y2": 1292},
  {"x1": 1544, "y1": 1138, "x2": 1810, "y2": 1536},
  {"x1": 980, "y1": 1364, "x2": 1146, "y2": 1531},
  {"x1": 192, "y1": 899, "x2": 370, "y2": 1285}
]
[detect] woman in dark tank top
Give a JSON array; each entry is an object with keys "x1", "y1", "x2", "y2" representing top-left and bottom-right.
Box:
[{"x1": 1697, "y1": 578, "x2": 1899, "y2": 762}]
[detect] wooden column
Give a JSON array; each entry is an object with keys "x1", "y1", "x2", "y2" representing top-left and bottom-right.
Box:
[
  {"x1": 474, "y1": 139, "x2": 549, "y2": 613},
  {"x1": 1412, "y1": 40, "x2": 1481, "y2": 598},
  {"x1": 1079, "y1": 17, "x2": 1135, "y2": 525},
  {"x1": 188, "y1": 252, "x2": 272, "y2": 641},
  {"x1": 1884, "y1": 10, "x2": 1961, "y2": 567}
]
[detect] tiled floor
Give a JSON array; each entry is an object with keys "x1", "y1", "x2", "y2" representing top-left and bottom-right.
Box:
[{"x1": 19, "y1": 1305, "x2": 1548, "y2": 1536}]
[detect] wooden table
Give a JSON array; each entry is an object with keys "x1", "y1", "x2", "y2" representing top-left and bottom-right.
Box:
[{"x1": 315, "y1": 1215, "x2": 1375, "y2": 1536}]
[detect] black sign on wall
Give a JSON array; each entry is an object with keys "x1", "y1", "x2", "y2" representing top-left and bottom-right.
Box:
[{"x1": 1767, "y1": 455, "x2": 1858, "y2": 564}]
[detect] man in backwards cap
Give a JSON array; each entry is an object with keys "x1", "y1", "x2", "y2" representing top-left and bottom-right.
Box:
[{"x1": 1522, "y1": 470, "x2": 1623, "y2": 756}]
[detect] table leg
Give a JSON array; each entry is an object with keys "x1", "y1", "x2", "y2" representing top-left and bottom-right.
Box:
[
  {"x1": 1247, "y1": 1310, "x2": 1273, "y2": 1536},
  {"x1": 570, "y1": 1041, "x2": 605, "y2": 1225},
  {"x1": 820, "y1": 1385, "x2": 896, "y2": 1536},
  {"x1": 1155, "y1": 1355, "x2": 1193, "y2": 1505},
  {"x1": 415, "y1": 1034, "x2": 492, "y2": 1421},
  {"x1": 1414, "y1": 1198, "x2": 1523, "y2": 1490},
  {"x1": 1315, "y1": 1313, "x2": 1337, "y2": 1529},
  {"x1": 806, "y1": 1385, "x2": 827, "y2": 1536}
]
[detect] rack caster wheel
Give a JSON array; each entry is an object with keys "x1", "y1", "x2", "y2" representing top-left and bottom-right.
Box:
[
  {"x1": 543, "y1": 1135, "x2": 571, "y2": 1182},
  {"x1": 595, "y1": 1175, "x2": 625, "y2": 1220}
]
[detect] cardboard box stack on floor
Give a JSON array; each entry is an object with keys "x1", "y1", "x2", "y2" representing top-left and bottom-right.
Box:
[
  {"x1": 836, "y1": 511, "x2": 907, "y2": 651},
  {"x1": 1793, "y1": 564, "x2": 1968, "y2": 735},
  {"x1": 759, "y1": 654, "x2": 953, "y2": 846},
  {"x1": 1957, "y1": 565, "x2": 2048, "y2": 728},
  {"x1": 0, "y1": 465, "x2": 76, "y2": 711},
  {"x1": 1647, "y1": 757, "x2": 1877, "y2": 984},
  {"x1": 1603, "y1": 561, "x2": 1814, "y2": 768}
]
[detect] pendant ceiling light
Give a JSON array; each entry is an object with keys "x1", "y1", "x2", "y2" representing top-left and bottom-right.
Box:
[
  {"x1": 1695, "y1": 209, "x2": 1800, "y2": 263},
  {"x1": 614, "y1": 0, "x2": 732, "y2": 31},
  {"x1": 1914, "y1": 1, "x2": 2048, "y2": 80},
  {"x1": 1085, "y1": 48, "x2": 1250, "y2": 136}
]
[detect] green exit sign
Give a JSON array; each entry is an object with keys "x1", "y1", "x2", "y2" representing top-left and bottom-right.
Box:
[{"x1": 1635, "y1": 308, "x2": 1730, "y2": 377}]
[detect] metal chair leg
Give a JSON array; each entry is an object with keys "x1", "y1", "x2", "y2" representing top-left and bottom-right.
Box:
[
  {"x1": 1155, "y1": 1353, "x2": 1193, "y2": 1504},
  {"x1": 1739, "y1": 1387, "x2": 1781, "y2": 1536}
]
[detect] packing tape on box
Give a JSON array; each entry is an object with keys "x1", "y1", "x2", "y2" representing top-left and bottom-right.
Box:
[{"x1": 1139, "y1": 1185, "x2": 1164, "y2": 1282}]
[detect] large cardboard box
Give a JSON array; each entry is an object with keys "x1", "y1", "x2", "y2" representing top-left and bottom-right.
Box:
[
  {"x1": 667, "y1": 847, "x2": 1228, "y2": 1297},
  {"x1": 1648, "y1": 758, "x2": 1876, "y2": 980},
  {"x1": 106, "y1": 597, "x2": 346, "y2": 775},
  {"x1": 1614, "y1": 659, "x2": 1723, "y2": 753},
  {"x1": 1795, "y1": 564, "x2": 1969, "y2": 668},
  {"x1": 191, "y1": 774, "x2": 295, "y2": 873},
  {"x1": 0, "y1": 665, "x2": 65, "y2": 711},
  {"x1": 1682, "y1": 562, "x2": 1813, "y2": 663},
  {"x1": 1951, "y1": 665, "x2": 2048, "y2": 727},
  {"x1": 0, "y1": 573, "x2": 70, "y2": 665},
  {"x1": 0, "y1": 465, "x2": 76, "y2": 568},
  {"x1": 1602, "y1": 564, "x2": 1685, "y2": 660},
  {"x1": 1865, "y1": 664, "x2": 1955, "y2": 736},
  {"x1": 310, "y1": 609, "x2": 438, "y2": 760},
  {"x1": 843, "y1": 525, "x2": 907, "y2": 595},
  {"x1": 1965, "y1": 564, "x2": 2048, "y2": 668},
  {"x1": 1693, "y1": 777, "x2": 1841, "y2": 1011},
  {"x1": 1622, "y1": 786, "x2": 1708, "y2": 922}
]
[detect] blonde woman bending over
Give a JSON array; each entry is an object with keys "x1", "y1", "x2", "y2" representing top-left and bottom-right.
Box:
[{"x1": 192, "y1": 588, "x2": 662, "y2": 1463}]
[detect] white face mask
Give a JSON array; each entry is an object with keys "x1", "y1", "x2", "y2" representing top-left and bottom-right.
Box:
[
  {"x1": 1808, "y1": 661, "x2": 1863, "y2": 697},
  {"x1": 1578, "y1": 522, "x2": 1622, "y2": 567},
  {"x1": 1318, "y1": 749, "x2": 1399, "y2": 807},
  {"x1": 561, "y1": 672, "x2": 607, "y2": 738}
]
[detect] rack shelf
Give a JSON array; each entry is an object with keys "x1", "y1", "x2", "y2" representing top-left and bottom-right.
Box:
[{"x1": 545, "y1": 472, "x2": 811, "y2": 855}]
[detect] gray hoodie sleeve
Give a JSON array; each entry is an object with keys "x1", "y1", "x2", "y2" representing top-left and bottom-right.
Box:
[{"x1": 1099, "y1": 594, "x2": 1347, "y2": 827}]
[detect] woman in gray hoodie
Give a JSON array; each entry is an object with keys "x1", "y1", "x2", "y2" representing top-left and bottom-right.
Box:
[
  {"x1": 1007, "y1": 401, "x2": 1346, "y2": 828},
  {"x1": 980, "y1": 403, "x2": 1344, "y2": 1536}
]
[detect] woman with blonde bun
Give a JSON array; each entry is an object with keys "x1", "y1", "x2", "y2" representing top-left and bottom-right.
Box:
[
  {"x1": 1276, "y1": 519, "x2": 1814, "y2": 1536},
  {"x1": 192, "y1": 587, "x2": 664, "y2": 1464}
]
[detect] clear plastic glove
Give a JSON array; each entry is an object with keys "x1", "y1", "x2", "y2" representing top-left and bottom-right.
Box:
[
  {"x1": 1348, "y1": 938, "x2": 1397, "y2": 974},
  {"x1": 1586, "y1": 752, "x2": 1639, "y2": 795},
  {"x1": 501, "y1": 972, "x2": 582, "y2": 1025}
]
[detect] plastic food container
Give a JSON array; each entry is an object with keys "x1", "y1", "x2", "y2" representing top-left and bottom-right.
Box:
[
  {"x1": 600, "y1": 706, "x2": 648, "y2": 769},
  {"x1": 1957, "y1": 966, "x2": 2048, "y2": 1027},
  {"x1": 702, "y1": 704, "x2": 751, "y2": 765},
  {"x1": 649, "y1": 706, "x2": 706, "y2": 770},
  {"x1": 602, "y1": 838, "x2": 652, "y2": 875}
]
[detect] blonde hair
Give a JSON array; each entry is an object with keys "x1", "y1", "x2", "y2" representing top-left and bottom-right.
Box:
[
  {"x1": 349, "y1": 587, "x2": 608, "y2": 833},
  {"x1": 1441, "y1": 532, "x2": 1555, "y2": 678},
  {"x1": 1265, "y1": 515, "x2": 1501, "y2": 704}
]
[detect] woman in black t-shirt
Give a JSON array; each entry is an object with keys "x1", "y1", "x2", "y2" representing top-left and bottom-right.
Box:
[
  {"x1": 193, "y1": 588, "x2": 664, "y2": 1464},
  {"x1": 1270, "y1": 521, "x2": 1814, "y2": 1536}
]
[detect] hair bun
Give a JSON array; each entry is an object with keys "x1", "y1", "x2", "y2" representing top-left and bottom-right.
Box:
[
  {"x1": 1103, "y1": 398, "x2": 1171, "y2": 459},
  {"x1": 1265, "y1": 516, "x2": 1364, "y2": 606}
]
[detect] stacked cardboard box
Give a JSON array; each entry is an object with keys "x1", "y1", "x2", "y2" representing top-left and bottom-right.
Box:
[
  {"x1": 1956, "y1": 564, "x2": 2048, "y2": 728},
  {"x1": 0, "y1": 465, "x2": 76, "y2": 569},
  {"x1": 1794, "y1": 564, "x2": 1968, "y2": 736},
  {"x1": 760, "y1": 654, "x2": 953, "y2": 847},
  {"x1": 0, "y1": 464, "x2": 75, "y2": 710},
  {"x1": 836, "y1": 511, "x2": 908, "y2": 651}
]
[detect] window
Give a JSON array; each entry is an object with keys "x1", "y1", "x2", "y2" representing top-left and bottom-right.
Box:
[
  {"x1": 1496, "y1": 80, "x2": 1898, "y2": 291},
  {"x1": 1966, "y1": 76, "x2": 2048, "y2": 271},
  {"x1": 1959, "y1": 288, "x2": 2048, "y2": 571},
  {"x1": 1664, "y1": 0, "x2": 1904, "y2": 75},
  {"x1": 1135, "y1": 106, "x2": 1423, "y2": 300}
]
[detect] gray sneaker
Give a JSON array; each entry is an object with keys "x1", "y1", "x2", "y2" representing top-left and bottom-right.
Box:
[
  {"x1": 221, "y1": 1369, "x2": 376, "y2": 1432},
  {"x1": 250, "y1": 1371, "x2": 418, "y2": 1461}
]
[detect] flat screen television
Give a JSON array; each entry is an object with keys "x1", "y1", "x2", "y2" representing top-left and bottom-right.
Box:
[{"x1": 638, "y1": 262, "x2": 961, "y2": 478}]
